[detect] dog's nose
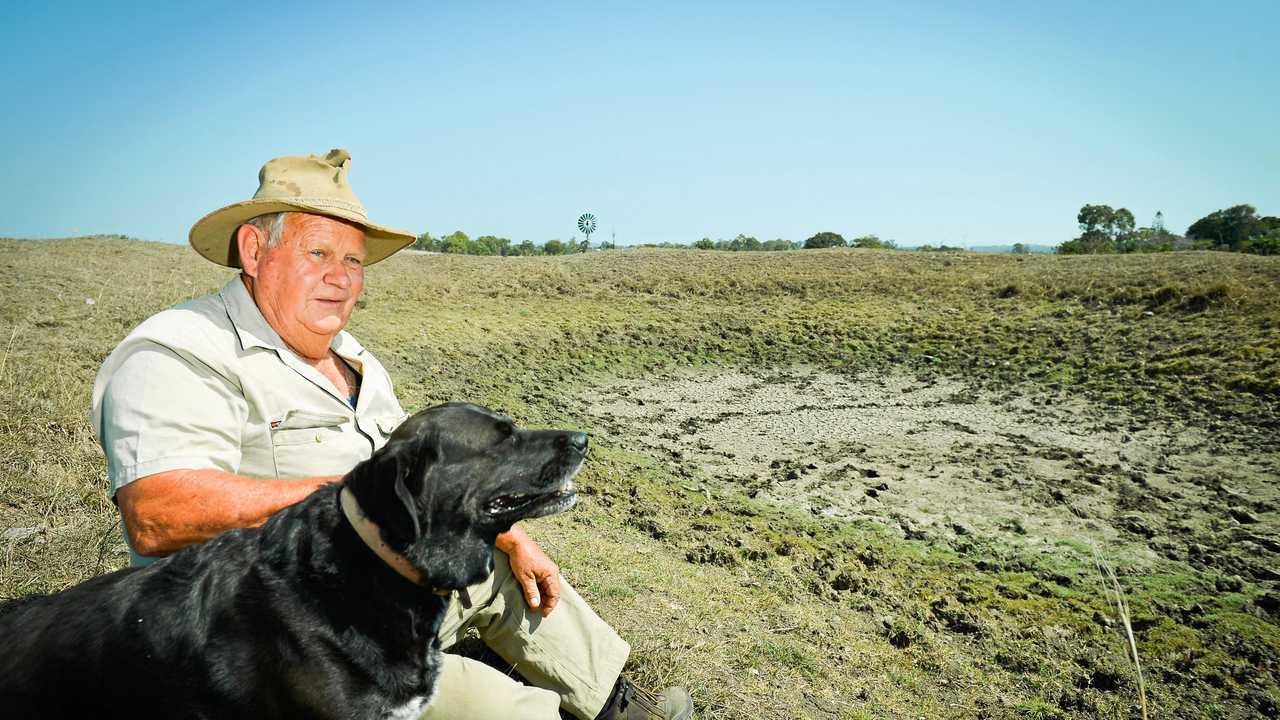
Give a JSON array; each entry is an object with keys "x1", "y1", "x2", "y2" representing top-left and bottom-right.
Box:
[{"x1": 566, "y1": 432, "x2": 588, "y2": 453}]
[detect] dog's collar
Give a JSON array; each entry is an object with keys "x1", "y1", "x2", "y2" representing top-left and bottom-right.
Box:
[{"x1": 338, "y1": 486, "x2": 456, "y2": 600}]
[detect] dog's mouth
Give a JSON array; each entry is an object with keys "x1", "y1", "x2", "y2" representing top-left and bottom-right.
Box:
[{"x1": 484, "y1": 457, "x2": 583, "y2": 521}]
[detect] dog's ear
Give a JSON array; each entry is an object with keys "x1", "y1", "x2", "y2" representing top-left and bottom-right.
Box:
[{"x1": 345, "y1": 433, "x2": 436, "y2": 548}]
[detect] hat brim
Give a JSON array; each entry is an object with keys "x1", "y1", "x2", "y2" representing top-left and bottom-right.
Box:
[{"x1": 189, "y1": 198, "x2": 416, "y2": 268}]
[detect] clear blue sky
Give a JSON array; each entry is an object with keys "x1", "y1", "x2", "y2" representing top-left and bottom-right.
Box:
[{"x1": 2, "y1": 1, "x2": 1276, "y2": 248}]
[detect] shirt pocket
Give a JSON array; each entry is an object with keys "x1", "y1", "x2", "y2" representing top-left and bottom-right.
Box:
[
  {"x1": 269, "y1": 410, "x2": 353, "y2": 477},
  {"x1": 271, "y1": 411, "x2": 350, "y2": 445},
  {"x1": 370, "y1": 414, "x2": 405, "y2": 449},
  {"x1": 375, "y1": 414, "x2": 404, "y2": 436}
]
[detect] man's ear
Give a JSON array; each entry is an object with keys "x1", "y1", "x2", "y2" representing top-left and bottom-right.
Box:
[
  {"x1": 346, "y1": 437, "x2": 433, "y2": 548},
  {"x1": 235, "y1": 224, "x2": 265, "y2": 277}
]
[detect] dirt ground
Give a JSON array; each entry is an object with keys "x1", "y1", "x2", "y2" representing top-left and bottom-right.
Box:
[{"x1": 575, "y1": 367, "x2": 1280, "y2": 585}]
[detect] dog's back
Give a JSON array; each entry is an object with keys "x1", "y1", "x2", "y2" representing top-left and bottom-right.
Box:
[
  {"x1": 0, "y1": 489, "x2": 445, "y2": 719},
  {"x1": 0, "y1": 566, "x2": 153, "y2": 714}
]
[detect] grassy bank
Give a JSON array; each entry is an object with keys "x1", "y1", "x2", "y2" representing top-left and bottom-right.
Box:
[{"x1": 1, "y1": 237, "x2": 1278, "y2": 718}]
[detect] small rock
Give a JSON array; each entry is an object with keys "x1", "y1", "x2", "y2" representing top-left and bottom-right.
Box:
[
  {"x1": 831, "y1": 571, "x2": 863, "y2": 592},
  {"x1": 897, "y1": 517, "x2": 927, "y2": 541},
  {"x1": 2, "y1": 526, "x2": 40, "y2": 543},
  {"x1": 1255, "y1": 593, "x2": 1280, "y2": 616},
  {"x1": 1117, "y1": 513, "x2": 1157, "y2": 539},
  {"x1": 1229, "y1": 507, "x2": 1260, "y2": 524},
  {"x1": 1246, "y1": 689, "x2": 1277, "y2": 716},
  {"x1": 1215, "y1": 575, "x2": 1244, "y2": 593}
]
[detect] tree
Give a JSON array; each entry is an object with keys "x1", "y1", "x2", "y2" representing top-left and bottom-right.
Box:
[
  {"x1": 804, "y1": 231, "x2": 846, "y2": 249},
  {"x1": 471, "y1": 235, "x2": 511, "y2": 256},
  {"x1": 693, "y1": 238, "x2": 715, "y2": 250},
  {"x1": 1011, "y1": 243, "x2": 1029, "y2": 254},
  {"x1": 852, "y1": 234, "x2": 886, "y2": 249},
  {"x1": 761, "y1": 238, "x2": 794, "y2": 251},
  {"x1": 1251, "y1": 228, "x2": 1280, "y2": 256},
  {"x1": 1187, "y1": 204, "x2": 1265, "y2": 251},
  {"x1": 514, "y1": 239, "x2": 539, "y2": 256},
  {"x1": 442, "y1": 230, "x2": 471, "y2": 254},
  {"x1": 543, "y1": 239, "x2": 565, "y2": 255},
  {"x1": 1059, "y1": 204, "x2": 1135, "y2": 254},
  {"x1": 413, "y1": 232, "x2": 438, "y2": 251}
]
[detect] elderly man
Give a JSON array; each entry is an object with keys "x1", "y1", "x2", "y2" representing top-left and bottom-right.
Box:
[{"x1": 90, "y1": 149, "x2": 692, "y2": 720}]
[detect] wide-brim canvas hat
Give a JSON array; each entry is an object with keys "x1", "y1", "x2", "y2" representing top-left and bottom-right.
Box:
[{"x1": 189, "y1": 148, "x2": 416, "y2": 268}]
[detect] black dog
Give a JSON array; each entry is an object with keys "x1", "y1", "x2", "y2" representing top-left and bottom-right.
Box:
[{"x1": 0, "y1": 402, "x2": 584, "y2": 719}]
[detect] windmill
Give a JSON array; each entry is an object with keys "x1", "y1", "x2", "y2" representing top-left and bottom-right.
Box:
[{"x1": 577, "y1": 213, "x2": 597, "y2": 248}]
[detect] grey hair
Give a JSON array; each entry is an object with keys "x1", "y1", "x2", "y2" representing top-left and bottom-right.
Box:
[{"x1": 245, "y1": 211, "x2": 289, "y2": 248}]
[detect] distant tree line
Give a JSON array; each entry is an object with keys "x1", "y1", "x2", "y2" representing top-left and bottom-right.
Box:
[
  {"x1": 1058, "y1": 204, "x2": 1279, "y2": 256},
  {"x1": 691, "y1": 234, "x2": 798, "y2": 251},
  {"x1": 674, "y1": 232, "x2": 897, "y2": 251},
  {"x1": 415, "y1": 230, "x2": 910, "y2": 255},
  {"x1": 413, "y1": 231, "x2": 601, "y2": 256}
]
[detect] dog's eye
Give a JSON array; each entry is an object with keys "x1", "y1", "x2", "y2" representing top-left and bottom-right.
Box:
[{"x1": 496, "y1": 421, "x2": 516, "y2": 441}]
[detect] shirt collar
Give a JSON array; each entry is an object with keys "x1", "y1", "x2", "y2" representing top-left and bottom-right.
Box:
[{"x1": 219, "y1": 275, "x2": 365, "y2": 360}]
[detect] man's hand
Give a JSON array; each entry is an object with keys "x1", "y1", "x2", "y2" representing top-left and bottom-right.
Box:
[{"x1": 496, "y1": 525, "x2": 561, "y2": 617}]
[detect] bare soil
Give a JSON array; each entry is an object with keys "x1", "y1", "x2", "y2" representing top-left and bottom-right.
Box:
[{"x1": 576, "y1": 367, "x2": 1280, "y2": 583}]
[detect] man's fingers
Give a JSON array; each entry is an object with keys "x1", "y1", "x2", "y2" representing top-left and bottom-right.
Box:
[
  {"x1": 521, "y1": 575, "x2": 541, "y2": 609},
  {"x1": 539, "y1": 574, "x2": 561, "y2": 617}
]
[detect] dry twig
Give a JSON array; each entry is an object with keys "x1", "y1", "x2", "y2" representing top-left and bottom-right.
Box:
[{"x1": 1093, "y1": 548, "x2": 1150, "y2": 720}]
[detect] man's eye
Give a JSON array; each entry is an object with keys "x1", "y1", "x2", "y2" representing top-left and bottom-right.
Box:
[
  {"x1": 310, "y1": 250, "x2": 325, "y2": 258},
  {"x1": 346, "y1": 256, "x2": 364, "y2": 266}
]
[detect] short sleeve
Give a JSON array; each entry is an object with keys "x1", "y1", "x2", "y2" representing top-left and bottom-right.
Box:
[{"x1": 98, "y1": 342, "x2": 246, "y2": 494}]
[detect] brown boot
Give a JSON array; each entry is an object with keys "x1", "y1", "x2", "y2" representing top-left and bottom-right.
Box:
[{"x1": 594, "y1": 677, "x2": 693, "y2": 720}]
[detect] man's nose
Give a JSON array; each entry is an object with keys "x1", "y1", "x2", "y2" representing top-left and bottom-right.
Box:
[{"x1": 324, "y1": 263, "x2": 354, "y2": 289}]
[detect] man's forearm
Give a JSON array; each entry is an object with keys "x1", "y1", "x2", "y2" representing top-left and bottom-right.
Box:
[{"x1": 116, "y1": 469, "x2": 340, "y2": 557}]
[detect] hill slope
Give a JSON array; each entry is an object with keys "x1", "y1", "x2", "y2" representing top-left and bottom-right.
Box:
[{"x1": 1, "y1": 237, "x2": 1277, "y2": 718}]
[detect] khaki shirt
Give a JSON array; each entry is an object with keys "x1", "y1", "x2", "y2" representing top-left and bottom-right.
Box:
[{"x1": 91, "y1": 276, "x2": 408, "y2": 564}]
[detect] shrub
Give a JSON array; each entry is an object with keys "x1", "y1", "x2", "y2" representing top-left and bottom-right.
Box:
[{"x1": 804, "y1": 231, "x2": 846, "y2": 249}]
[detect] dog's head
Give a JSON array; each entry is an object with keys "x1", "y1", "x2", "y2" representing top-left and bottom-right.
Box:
[{"x1": 344, "y1": 402, "x2": 584, "y2": 590}]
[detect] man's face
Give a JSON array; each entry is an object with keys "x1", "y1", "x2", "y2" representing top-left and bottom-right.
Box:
[{"x1": 246, "y1": 213, "x2": 367, "y2": 352}]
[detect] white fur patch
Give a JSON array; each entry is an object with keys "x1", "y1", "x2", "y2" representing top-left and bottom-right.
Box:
[{"x1": 385, "y1": 686, "x2": 437, "y2": 720}]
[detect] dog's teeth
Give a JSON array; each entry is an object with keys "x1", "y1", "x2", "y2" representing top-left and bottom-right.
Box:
[{"x1": 563, "y1": 480, "x2": 575, "y2": 493}]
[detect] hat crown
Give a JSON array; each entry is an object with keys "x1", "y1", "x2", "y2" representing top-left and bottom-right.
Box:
[
  {"x1": 189, "y1": 147, "x2": 415, "y2": 268},
  {"x1": 251, "y1": 148, "x2": 367, "y2": 220}
]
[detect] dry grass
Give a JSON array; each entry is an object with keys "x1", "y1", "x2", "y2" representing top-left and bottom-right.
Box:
[
  {"x1": 2, "y1": 237, "x2": 1279, "y2": 718},
  {"x1": 1094, "y1": 548, "x2": 1151, "y2": 720}
]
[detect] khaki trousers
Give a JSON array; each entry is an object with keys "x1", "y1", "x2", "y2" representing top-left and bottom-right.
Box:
[{"x1": 421, "y1": 550, "x2": 631, "y2": 720}]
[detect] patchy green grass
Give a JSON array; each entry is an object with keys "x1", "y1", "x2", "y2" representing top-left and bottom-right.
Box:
[{"x1": 1, "y1": 237, "x2": 1278, "y2": 718}]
